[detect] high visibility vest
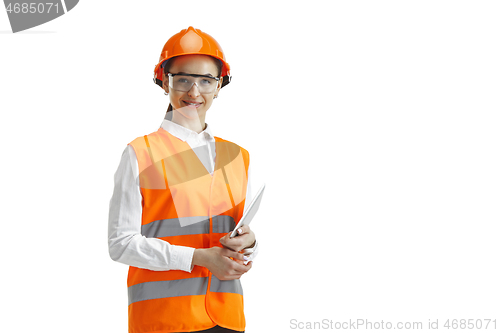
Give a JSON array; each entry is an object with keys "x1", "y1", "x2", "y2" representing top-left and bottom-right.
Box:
[{"x1": 127, "y1": 127, "x2": 249, "y2": 333}]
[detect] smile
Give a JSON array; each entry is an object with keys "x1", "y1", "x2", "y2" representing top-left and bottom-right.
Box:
[{"x1": 182, "y1": 100, "x2": 202, "y2": 108}]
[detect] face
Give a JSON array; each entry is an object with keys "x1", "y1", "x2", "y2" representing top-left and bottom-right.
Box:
[{"x1": 163, "y1": 54, "x2": 222, "y2": 121}]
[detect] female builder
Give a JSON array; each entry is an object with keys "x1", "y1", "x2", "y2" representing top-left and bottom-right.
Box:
[{"x1": 108, "y1": 27, "x2": 258, "y2": 333}]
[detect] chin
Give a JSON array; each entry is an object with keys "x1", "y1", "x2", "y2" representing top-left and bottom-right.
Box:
[{"x1": 175, "y1": 106, "x2": 205, "y2": 120}]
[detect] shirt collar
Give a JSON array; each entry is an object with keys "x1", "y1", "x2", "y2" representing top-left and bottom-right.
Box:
[{"x1": 160, "y1": 119, "x2": 215, "y2": 142}]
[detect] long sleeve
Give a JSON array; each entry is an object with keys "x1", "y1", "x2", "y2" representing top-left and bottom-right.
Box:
[{"x1": 108, "y1": 145, "x2": 195, "y2": 272}]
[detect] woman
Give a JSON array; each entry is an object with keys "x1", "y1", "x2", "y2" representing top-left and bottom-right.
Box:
[{"x1": 108, "y1": 26, "x2": 258, "y2": 333}]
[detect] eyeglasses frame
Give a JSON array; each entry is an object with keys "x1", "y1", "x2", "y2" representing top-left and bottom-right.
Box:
[{"x1": 167, "y1": 73, "x2": 221, "y2": 93}]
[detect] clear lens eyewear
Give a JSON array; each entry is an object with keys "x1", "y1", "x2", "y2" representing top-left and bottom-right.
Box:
[{"x1": 168, "y1": 73, "x2": 220, "y2": 94}]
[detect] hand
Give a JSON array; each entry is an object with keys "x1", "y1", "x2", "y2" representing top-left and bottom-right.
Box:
[
  {"x1": 219, "y1": 225, "x2": 256, "y2": 253},
  {"x1": 192, "y1": 247, "x2": 252, "y2": 281}
]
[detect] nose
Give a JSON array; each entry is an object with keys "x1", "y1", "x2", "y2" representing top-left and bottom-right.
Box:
[{"x1": 187, "y1": 82, "x2": 201, "y2": 97}]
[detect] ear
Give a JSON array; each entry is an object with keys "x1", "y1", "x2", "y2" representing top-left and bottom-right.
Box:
[
  {"x1": 214, "y1": 77, "x2": 223, "y2": 97},
  {"x1": 162, "y1": 76, "x2": 170, "y2": 94}
]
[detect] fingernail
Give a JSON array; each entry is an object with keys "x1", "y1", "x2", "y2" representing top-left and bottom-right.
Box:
[
  {"x1": 243, "y1": 256, "x2": 249, "y2": 261},
  {"x1": 238, "y1": 228, "x2": 243, "y2": 234}
]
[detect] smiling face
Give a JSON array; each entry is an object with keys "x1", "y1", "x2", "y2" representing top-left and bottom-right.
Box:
[{"x1": 163, "y1": 54, "x2": 222, "y2": 123}]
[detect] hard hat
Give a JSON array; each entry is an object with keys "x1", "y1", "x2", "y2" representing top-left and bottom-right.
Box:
[{"x1": 153, "y1": 26, "x2": 231, "y2": 90}]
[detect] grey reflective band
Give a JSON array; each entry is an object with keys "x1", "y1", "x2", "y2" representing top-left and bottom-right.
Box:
[
  {"x1": 128, "y1": 275, "x2": 243, "y2": 305},
  {"x1": 142, "y1": 217, "x2": 209, "y2": 238},
  {"x1": 142, "y1": 215, "x2": 235, "y2": 238},
  {"x1": 211, "y1": 215, "x2": 235, "y2": 234},
  {"x1": 128, "y1": 277, "x2": 208, "y2": 305},
  {"x1": 210, "y1": 276, "x2": 243, "y2": 296}
]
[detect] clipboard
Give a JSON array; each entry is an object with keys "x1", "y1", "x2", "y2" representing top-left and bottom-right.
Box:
[{"x1": 229, "y1": 184, "x2": 266, "y2": 238}]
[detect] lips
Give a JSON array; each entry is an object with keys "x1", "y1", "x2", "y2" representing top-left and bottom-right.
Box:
[{"x1": 182, "y1": 100, "x2": 202, "y2": 108}]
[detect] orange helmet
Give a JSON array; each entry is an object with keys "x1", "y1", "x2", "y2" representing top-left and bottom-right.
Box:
[{"x1": 153, "y1": 26, "x2": 231, "y2": 89}]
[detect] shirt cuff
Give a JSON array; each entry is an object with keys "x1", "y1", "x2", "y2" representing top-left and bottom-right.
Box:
[
  {"x1": 171, "y1": 245, "x2": 196, "y2": 272},
  {"x1": 244, "y1": 239, "x2": 259, "y2": 263}
]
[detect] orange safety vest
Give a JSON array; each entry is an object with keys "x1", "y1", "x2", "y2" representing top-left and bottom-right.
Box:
[{"x1": 127, "y1": 127, "x2": 249, "y2": 333}]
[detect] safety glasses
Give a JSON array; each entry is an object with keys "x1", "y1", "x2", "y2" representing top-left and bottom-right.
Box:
[{"x1": 167, "y1": 73, "x2": 220, "y2": 94}]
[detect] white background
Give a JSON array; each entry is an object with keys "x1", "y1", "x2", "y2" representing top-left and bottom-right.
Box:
[{"x1": 1, "y1": 1, "x2": 499, "y2": 332}]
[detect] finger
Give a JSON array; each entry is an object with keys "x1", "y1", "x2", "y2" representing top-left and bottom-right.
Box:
[
  {"x1": 219, "y1": 236, "x2": 236, "y2": 250},
  {"x1": 237, "y1": 225, "x2": 251, "y2": 235},
  {"x1": 231, "y1": 253, "x2": 250, "y2": 264},
  {"x1": 220, "y1": 233, "x2": 240, "y2": 244},
  {"x1": 232, "y1": 260, "x2": 252, "y2": 274},
  {"x1": 221, "y1": 244, "x2": 237, "y2": 251},
  {"x1": 217, "y1": 261, "x2": 246, "y2": 279},
  {"x1": 220, "y1": 235, "x2": 248, "y2": 252},
  {"x1": 221, "y1": 248, "x2": 246, "y2": 261},
  {"x1": 219, "y1": 274, "x2": 243, "y2": 281},
  {"x1": 233, "y1": 258, "x2": 245, "y2": 265},
  {"x1": 226, "y1": 262, "x2": 252, "y2": 278},
  {"x1": 233, "y1": 265, "x2": 250, "y2": 275},
  {"x1": 242, "y1": 247, "x2": 255, "y2": 255}
]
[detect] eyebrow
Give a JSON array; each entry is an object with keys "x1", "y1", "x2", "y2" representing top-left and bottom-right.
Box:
[{"x1": 177, "y1": 71, "x2": 216, "y2": 78}]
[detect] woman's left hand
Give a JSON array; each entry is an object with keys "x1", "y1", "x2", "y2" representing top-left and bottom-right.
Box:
[{"x1": 219, "y1": 225, "x2": 256, "y2": 253}]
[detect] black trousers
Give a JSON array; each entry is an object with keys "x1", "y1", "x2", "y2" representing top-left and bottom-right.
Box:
[{"x1": 178, "y1": 326, "x2": 244, "y2": 333}]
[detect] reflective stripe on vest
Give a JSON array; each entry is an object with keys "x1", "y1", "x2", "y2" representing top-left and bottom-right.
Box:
[
  {"x1": 128, "y1": 276, "x2": 243, "y2": 305},
  {"x1": 128, "y1": 277, "x2": 208, "y2": 306},
  {"x1": 141, "y1": 215, "x2": 235, "y2": 238}
]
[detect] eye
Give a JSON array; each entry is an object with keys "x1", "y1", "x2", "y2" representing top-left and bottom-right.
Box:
[
  {"x1": 201, "y1": 79, "x2": 213, "y2": 85},
  {"x1": 177, "y1": 78, "x2": 189, "y2": 83}
]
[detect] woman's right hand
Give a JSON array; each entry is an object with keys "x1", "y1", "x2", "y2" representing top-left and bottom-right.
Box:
[{"x1": 192, "y1": 247, "x2": 252, "y2": 280}]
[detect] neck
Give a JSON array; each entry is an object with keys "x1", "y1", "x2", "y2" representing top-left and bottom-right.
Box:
[{"x1": 171, "y1": 110, "x2": 207, "y2": 134}]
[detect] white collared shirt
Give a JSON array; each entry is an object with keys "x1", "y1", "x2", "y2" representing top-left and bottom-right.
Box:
[{"x1": 108, "y1": 119, "x2": 258, "y2": 272}]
